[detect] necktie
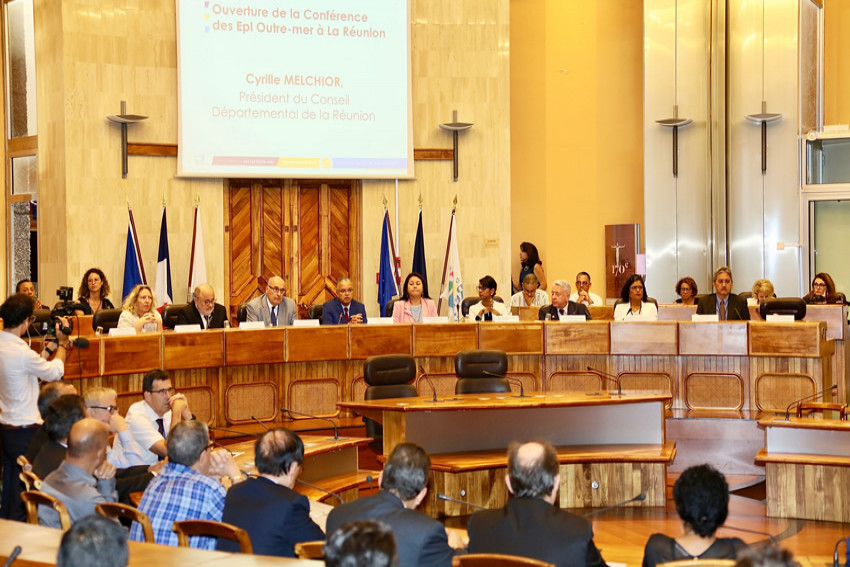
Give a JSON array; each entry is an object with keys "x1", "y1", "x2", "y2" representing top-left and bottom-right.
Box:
[
  {"x1": 204, "y1": 315, "x2": 211, "y2": 329},
  {"x1": 155, "y1": 418, "x2": 166, "y2": 461},
  {"x1": 344, "y1": 306, "x2": 350, "y2": 323},
  {"x1": 559, "y1": 308, "x2": 565, "y2": 317},
  {"x1": 271, "y1": 306, "x2": 278, "y2": 326},
  {"x1": 719, "y1": 301, "x2": 727, "y2": 321}
]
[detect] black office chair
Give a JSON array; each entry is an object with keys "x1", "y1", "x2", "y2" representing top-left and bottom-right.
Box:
[
  {"x1": 308, "y1": 304, "x2": 323, "y2": 321},
  {"x1": 363, "y1": 354, "x2": 418, "y2": 446},
  {"x1": 455, "y1": 350, "x2": 510, "y2": 394},
  {"x1": 162, "y1": 303, "x2": 186, "y2": 329},
  {"x1": 759, "y1": 297, "x2": 807, "y2": 320},
  {"x1": 738, "y1": 291, "x2": 753, "y2": 300},
  {"x1": 384, "y1": 298, "x2": 399, "y2": 318},
  {"x1": 612, "y1": 297, "x2": 659, "y2": 307},
  {"x1": 462, "y1": 296, "x2": 506, "y2": 318},
  {"x1": 237, "y1": 303, "x2": 249, "y2": 324},
  {"x1": 92, "y1": 309, "x2": 122, "y2": 332}
]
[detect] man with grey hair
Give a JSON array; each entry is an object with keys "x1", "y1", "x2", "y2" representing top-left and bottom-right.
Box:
[
  {"x1": 131, "y1": 420, "x2": 244, "y2": 549},
  {"x1": 175, "y1": 283, "x2": 228, "y2": 329},
  {"x1": 539, "y1": 281, "x2": 591, "y2": 320},
  {"x1": 696, "y1": 266, "x2": 750, "y2": 320},
  {"x1": 245, "y1": 275, "x2": 297, "y2": 326},
  {"x1": 322, "y1": 276, "x2": 367, "y2": 324}
]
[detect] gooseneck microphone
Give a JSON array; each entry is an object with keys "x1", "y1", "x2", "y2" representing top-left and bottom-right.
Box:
[
  {"x1": 834, "y1": 536, "x2": 847, "y2": 567},
  {"x1": 437, "y1": 493, "x2": 488, "y2": 511},
  {"x1": 3, "y1": 545, "x2": 22, "y2": 567},
  {"x1": 586, "y1": 366, "x2": 622, "y2": 396},
  {"x1": 784, "y1": 384, "x2": 838, "y2": 421},
  {"x1": 482, "y1": 369, "x2": 527, "y2": 398},
  {"x1": 251, "y1": 415, "x2": 270, "y2": 431},
  {"x1": 582, "y1": 493, "x2": 646, "y2": 517},
  {"x1": 297, "y1": 478, "x2": 344, "y2": 505},
  {"x1": 722, "y1": 524, "x2": 777, "y2": 546},
  {"x1": 207, "y1": 426, "x2": 261, "y2": 438},
  {"x1": 281, "y1": 408, "x2": 339, "y2": 440},
  {"x1": 418, "y1": 365, "x2": 443, "y2": 403}
]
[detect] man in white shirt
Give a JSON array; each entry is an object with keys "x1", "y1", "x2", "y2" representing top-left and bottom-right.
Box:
[
  {"x1": 125, "y1": 369, "x2": 193, "y2": 465},
  {"x1": 508, "y1": 274, "x2": 549, "y2": 308},
  {"x1": 569, "y1": 272, "x2": 604, "y2": 306},
  {"x1": 84, "y1": 387, "x2": 147, "y2": 468},
  {"x1": 0, "y1": 293, "x2": 69, "y2": 519}
]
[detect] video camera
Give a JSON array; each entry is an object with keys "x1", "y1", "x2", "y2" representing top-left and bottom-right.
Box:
[{"x1": 49, "y1": 286, "x2": 79, "y2": 336}]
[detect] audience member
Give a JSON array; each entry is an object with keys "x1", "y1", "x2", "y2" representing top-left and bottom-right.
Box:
[
  {"x1": 509, "y1": 273, "x2": 549, "y2": 308},
  {"x1": 675, "y1": 277, "x2": 698, "y2": 305},
  {"x1": 642, "y1": 464, "x2": 746, "y2": 566},
  {"x1": 325, "y1": 520, "x2": 398, "y2": 567},
  {"x1": 539, "y1": 281, "x2": 591, "y2": 320},
  {"x1": 751, "y1": 279, "x2": 775, "y2": 305},
  {"x1": 322, "y1": 277, "x2": 367, "y2": 325},
  {"x1": 245, "y1": 276, "x2": 297, "y2": 326},
  {"x1": 467, "y1": 440, "x2": 607, "y2": 567},
  {"x1": 219, "y1": 428, "x2": 324, "y2": 557},
  {"x1": 392, "y1": 272, "x2": 438, "y2": 323},
  {"x1": 16, "y1": 279, "x2": 42, "y2": 309},
  {"x1": 175, "y1": 284, "x2": 228, "y2": 329},
  {"x1": 39, "y1": 418, "x2": 117, "y2": 528},
  {"x1": 512, "y1": 242, "x2": 547, "y2": 292},
  {"x1": 56, "y1": 514, "x2": 129, "y2": 567},
  {"x1": 803, "y1": 272, "x2": 843, "y2": 305},
  {"x1": 571, "y1": 272, "x2": 603, "y2": 306},
  {"x1": 32, "y1": 394, "x2": 86, "y2": 479},
  {"x1": 467, "y1": 275, "x2": 508, "y2": 321},
  {"x1": 75, "y1": 268, "x2": 114, "y2": 316},
  {"x1": 614, "y1": 274, "x2": 658, "y2": 321},
  {"x1": 125, "y1": 369, "x2": 193, "y2": 465},
  {"x1": 131, "y1": 420, "x2": 243, "y2": 548},
  {"x1": 117, "y1": 285, "x2": 162, "y2": 332},
  {"x1": 696, "y1": 267, "x2": 750, "y2": 320},
  {"x1": 326, "y1": 443, "x2": 457, "y2": 567},
  {"x1": 25, "y1": 381, "x2": 77, "y2": 463},
  {"x1": 735, "y1": 545, "x2": 799, "y2": 567}
]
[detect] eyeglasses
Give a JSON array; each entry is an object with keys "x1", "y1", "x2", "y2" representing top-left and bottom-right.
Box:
[
  {"x1": 196, "y1": 297, "x2": 216, "y2": 306},
  {"x1": 149, "y1": 387, "x2": 174, "y2": 396},
  {"x1": 813, "y1": 282, "x2": 827, "y2": 288},
  {"x1": 576, "y1": 280, "x2": 590, "y2": 287},
  {"x1": 476, "y1": 286, "x2": 492, "y2": 291},
  {"x1": 267, "y1": 286, "x2": 286, "y2": 295},
  {"x1": 630, "y1": 285, "x2": 644, "y2": 291},
  {"x1": 89, "y1": 405, "x2": 118, "y2": 414}
]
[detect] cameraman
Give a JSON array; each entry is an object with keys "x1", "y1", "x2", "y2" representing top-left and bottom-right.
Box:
[{"x1": 0, "y1": 293, "x2": 70, "y2": 520}]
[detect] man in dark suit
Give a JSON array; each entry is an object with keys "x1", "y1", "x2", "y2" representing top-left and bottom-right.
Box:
[
  {"x1": 696, "y1": 266, "x2": 750, "y2": 320},
  {"x1": 218, "y1": 428, "x2": 323, "y2": 557},
  {"x1": 538, "y1": 280, "x2": 591, "y2": 320},
  {"x1": 175, "y1": 284, "x2": 228, "y2": 329},
  {"x1": 325, "y1": 443, "x2": 458, "y2": 567},
  {"x1": 467, "y1": 441, "x2": 608, "y2": 567},
  {"x1": 32, "y1": 394, "x2": 87, "y2": 479},
  {"x1": 322, "y1": 277, "x2": 367, "y2": 325}
]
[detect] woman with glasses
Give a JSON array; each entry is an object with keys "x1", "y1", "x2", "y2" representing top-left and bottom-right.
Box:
[
  {"x1": 75, "y1": 268, "x2": 114, "y2": 316},
  {"x1": 614, "y1": 274, "x2": 657, "y2": 321},
  {"x1": 803, "y1": 272, "x2": 844, "y2": 305},
  {"x1": 392, "y1": 272, "x2": 437, "y2": 323},
  {"x1": 674, "y1": 277, "x2": 698, "y2": 306},
  {"x1": 117, "y1": 285, "x2": 162, "y2": 333},
  {"x1": 467, "y1": 275, "x2": 508, "y2": 321}
]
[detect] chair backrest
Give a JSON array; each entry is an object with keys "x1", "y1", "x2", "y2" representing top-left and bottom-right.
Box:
[
  {"x1": 308, "y1": 304, "x2": 324, "y2": 321},
  {"x1": 364, "y1": 354, "x2": 417, "y2": 386},
  {"x1": 384, "y1": 298, "x2": 398, "y2": 318},
  {"x1": 19, "y1": 470, "x2": 41, "y2": 492},
  {"x1": 657, "y1": 560, "x2": 737, "y2": 567},
  {"x1": 759, "y1": 297, "x2": 807, "y2": 320},
  {"x1": 738, "y1": 291, "x2": 753, "y2": 299},
  {"x1": 294, "y1": 540, "x2": 325, "y2": 560},
  {"x1": 461, "y1": 297, "x2": 479, "y2": 317},
  {"x1": 17, "y1": 455, "x2": 33, "y2": 472},
  {"x1": 20, "y1": 490, "x2": 71, "y2": 530},
  {"x1": 237, "y1": 303, "x2": 249, "y2": 323},
  {"x1": 96, "y1": 502, "x2": 155, "y2": 543},
  {"x1": 613, "y1": 297, "x2": 659, "y2": 307},
  {"x1": 452, "y1": 553, "x2": 555, "y2": 567},
  {"x1": 796, "y1": 401, "x2": 847, "y2": 419},
  {"x1": 162, "y1": 303, "x2": 186, "y2": 329},
  {"x1": 455, "y1": 350, "x2": 508, "y2": 378},
  {"x1": 173, "y1": 519, "x2": 253, "y2": 554},
  {"x1": 92, "y1": 308, "x2": 123, "y2": 332}
]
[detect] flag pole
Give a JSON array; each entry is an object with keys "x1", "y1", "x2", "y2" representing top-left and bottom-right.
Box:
[
  {"x1": 436, "y1": 196, "x2": 457, "y2": 313},
  {"x1": 128, "y1": 206, "x2": 147, "y2": 283},
  {"x1": 188, "y1": 197, "x2": 199, "y2": 302}
]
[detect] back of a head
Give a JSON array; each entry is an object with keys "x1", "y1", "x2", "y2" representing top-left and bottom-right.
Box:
[
  {"x1": 735, "y1": 545, "x2": 800, "y2": 567},
  {"x1": 67, "y1": 419, "x2": 109, "y2": 460},
  {"x1": 507, "y1": 440, "x2": 558, "y2": 499},
  {"x1": 45, "y1": 395, "x2": 87, "y2": 443},
  {"x1": 380, "y1": 443, "x2": 430, "y2": 501},
  {"x1": 39, "y1": 381, "x2": 77, "y2": 419},
  {"x1": 673, "y1": 464, "x2": 730, "y2": 538},
  {"x1": 57, "y1": 514, "x2": 128, "y2": 567},
  {"x1": 324, "y1": 520, "x2": 397, "y2": 567},
  {"x1": 255, "y1": 428, "x2": 304, "y2": 476},
  {"x1": 167, "y1": 420, "x2": 209, "y2": 466},
  {"x1": 0, "y1": 293, "x2": 35, "y2": 329}
]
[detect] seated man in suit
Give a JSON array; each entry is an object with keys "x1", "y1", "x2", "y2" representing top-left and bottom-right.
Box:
[
  {"x1": 696, "y1": 266, "x2": 750, "y2": 320},
  {"x1": 325, "y1": 520, "x2": 398, "y2": 567},
  {"x1": 175, "y1": 284, "x2": 228, "y2": 329},
  {"x1": 245, "y1": 276, "x2": 297, "y2": 326},
  {"x1": 467, "y1": 440, "x2": 608, "y2": 567},
  {"x1": 32, "y1": 395, "x2": 87, "y2": 480},
  {"x1": 322, "y1": 276, "x2": 367, "y2": 325},
  {"x1": 539, "y1": 280, "x2": 591, "y2": 321},
  {"x1": 24, "y1": 381, "x2": 77, "y2": 464},
  {"x1": 218, "y1": 428, "x2": 324, "y2": 557},
  {"x1": 39, "y1": 418, "x2": 118, "y2": 527},
  {"x1": 326, "y1": 443, "x2": 459, "y2": 567}
]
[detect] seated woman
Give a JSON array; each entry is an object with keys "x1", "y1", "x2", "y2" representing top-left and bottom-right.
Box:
[
  {"x1": 674, "y1": 277, "x2": 698, "y2": 306},
  {"x1": 750, "y1": 279, "x2": 774, "y2": 306},
  {"x1": 467, "y1": 275, "x2": 509, "y2": 321},
  {"x1": 117, "y1": 285, "x2": 162, "y2": 333},
  {"x1": 614, "y1": 274, "x2": 658, "y2": 321},
  {"x1": 511, "y1": 241, "x2": 547, "y2": 292},
  {"x1": 75, "y1": 268, "x2": 115, "y2": 316},
  {"x1": 392, "y1": 272, "x2": 437, "y2": 323},
  {"x1": 803, "y1": 272, "x2": 844, "y2": 305},
  {"x1": 642, "y1": 464, "x2": 747, "y2": 566}
]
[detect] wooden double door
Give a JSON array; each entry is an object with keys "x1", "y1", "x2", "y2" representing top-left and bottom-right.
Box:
[{"x1": 227, "y1": 179, "x2": 362, "y2": 322}]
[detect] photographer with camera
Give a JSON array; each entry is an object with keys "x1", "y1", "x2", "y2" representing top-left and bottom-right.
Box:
[{"x1": 0, "y1": 293, "x2": 70, "y2": 520}]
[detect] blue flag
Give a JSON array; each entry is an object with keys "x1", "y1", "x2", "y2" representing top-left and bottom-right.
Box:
[
  {"x1": 154, "y1": 206, "x2": 173, "y2": 308},
  {"x1": 378, "y1": 212, "x2": 399, "y2": 316},
  {"x1": 122, "y1": 210, "x2": 145, "y2": 301},
  {"x1": 412, "y1": 209, "x2": 428, "y2": 290}
]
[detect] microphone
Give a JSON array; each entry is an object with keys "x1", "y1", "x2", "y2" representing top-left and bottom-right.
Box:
[
  {"x1": 722, "y1": 524, "x2": 778, "y2": 546},
  {"x1": 437, "y1": 493, "x2": 488, "y2": 511},
  {"x1": 418, "y1": 365, "x2": 442, "y2": 403},
  {"x1": 281, "y1": 408, "x2": 339, "y2": 440},
  {"x1": 207, "y1": 426, "x2": 261, "y2": 438},
  {"x1": 586, "y1": 366, "x2": 622, "y2": 396},
  {"x1": 297, "y1": 478, "x2": 344, "y2": 505},
  {"x1": 784, "y1": 384, "x2": 838, "y2": 421},
  {"x1": 3, "y1": 545, "x2": 21, "y2": 567},
  {"x1": 72, "y1": 337, "x2": 90, "y2": 348},
  {"x1": 582, "y1": 493, "x2": 645, "y2": 517},
  {"x1": 482, "y1": 369, "x2": 527, "y2": 398},
  {"x1": 251, "y1": 415, "x2": 270, "y2": 431},
  {"x1": 834, "y1": 536, "x2": 846, "y2": 567}
]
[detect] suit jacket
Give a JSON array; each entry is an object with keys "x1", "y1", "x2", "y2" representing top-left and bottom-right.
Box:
[
  {"x1": 245, "y1": 295, "x2": 297, "y2": 326},
  {"x1": 695, "y1": 293, "x2": 750, "y2": 320},
  {"x1": 538, "y1": 302, "x2": 591, "y2": 321},
  {"x1": 33, "y1": 440, "x2": 66, "y2": 480},
  {"x1": 326, "y1": 489, "x2": 454, "y2": 567},
  {"x1": 467, "y1": 497, "x2": 607, "y2": 567},
  {"x1": 175, "y1": 302, "x2": 228, "y2": 329},
  {"x1": 218, "y1": 477, "x2": 324, "y2": 557},
  {"x1": 321, "y1": 297, "x2": 368, "y2": 325}
]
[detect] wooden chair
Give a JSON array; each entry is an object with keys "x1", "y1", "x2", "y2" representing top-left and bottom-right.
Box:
[
  {"x1": 20, "y1": 491, "x2": 71, "y2": 530},
  {"x1": 172, "y1": 520, "x2": 253, "y2": 554},
  {"x1": 95, "y1": 502, "x2": 155, "y2": 543},
  {"x1": 796, "y1": 401, "x2": 847, "y2": 419},
  {"x1": 19, "y1": 470, "x2": 41, "y2": 491},
  {"x1": 658, "y1": 560, "x2": 737, "y2": 567},
  {"x1": 16, "y1": 455, "x2": 33, "y2": 472},
  {"x1": 452, "y1": 554, "x2": 555, "y2": 567},
  {"x1": 294, "y1": 540, "x2": 325, "y2": 560}
]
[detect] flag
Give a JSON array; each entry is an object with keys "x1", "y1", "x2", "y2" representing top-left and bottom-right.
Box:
[
  {"x1": 412, "y1": 208, "x2": 428, "y2": 290},
  {"x1": 188, "y1": 204, "x2": 208, "y2": 301},
  {"x1": 377, "y1": 211, "x2": 399, "y2": 316},
  {"x1": 121, "y1": 209, "x2": 146, "y2": 301},
  {"x1": 153, "y1": 206, "x2": 173, "y2": 309},
  {"x1": 438, "y1": 211, "x2": 464, "y2": 321}
]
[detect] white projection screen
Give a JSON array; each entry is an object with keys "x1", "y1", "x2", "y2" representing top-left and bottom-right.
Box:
[{"x1": 176, "y1": 0, "x2": 413, "y2": 179}]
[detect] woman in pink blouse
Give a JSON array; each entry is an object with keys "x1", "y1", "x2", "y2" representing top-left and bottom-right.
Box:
[{"x1": 392, "y1": 272, "x2": 438, "y2": 323}]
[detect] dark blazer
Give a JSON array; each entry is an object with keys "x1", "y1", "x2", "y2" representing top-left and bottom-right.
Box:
[
  {"x1": 538, "y1": 302, "x2": 591, "y2": 321},
  {"x1": 218, "y1": 477, "x2": 324, "y2": 557},
  {"x1": 175, "y1": 302, "x2": 228, "y2": 329},
  {"x1": 467, "y1": 497, "x2": 607, "y2": 567},
  {"x1": 24, "y1": 426, "x2": 49, "y2": 464},
  {"x1": 321, "y1": 297, "x2": 368, "y2": 325},
  {"x1": 32, "y1": 441, "x2": 66, "y2": 480},
  {"x1": 326, "y1": 489, "x2": 454, "y2": 567},
  {"x1": 695, "y1": 293, "x2": 750, "y2": 320}
]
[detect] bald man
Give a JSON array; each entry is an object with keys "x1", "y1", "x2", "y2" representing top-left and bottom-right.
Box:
[
  {"x1": 175, "y1": 284, "x2": 228, "y2": 329},
  {"x1": 467, "y1": 441, "x2": 607, "y2": 567},
  {"x1": 39, "y1": 418, "x2": 117, "y2": 528},
  {"x1": 245, "y1": 276, "x2": 297, "y2": 327}
]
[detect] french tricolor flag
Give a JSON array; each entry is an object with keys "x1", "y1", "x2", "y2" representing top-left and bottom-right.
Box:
[{"x1": 154, "y1": 206, "x2": 173, "y2": 310}]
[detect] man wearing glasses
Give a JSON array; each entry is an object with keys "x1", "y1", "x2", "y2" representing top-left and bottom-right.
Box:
[
  {"x1": 175, "y1": 284, "x2": 228, "y2": 329},
  {"x1": 569, "y1": 272, "x2": 604, "y2": 306},
  {"x1": 321, "y1": 276, "x2": 367, "y2": 325},
  {"x1": 84, "y1": 387, "x2": 147, "y2": 468},
  {"x1": 245, "y1": 275, "x2": 297, "y2": 327},
  {"x1": 125, "y1": 369, "x2": 193, "y2": 465}
]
